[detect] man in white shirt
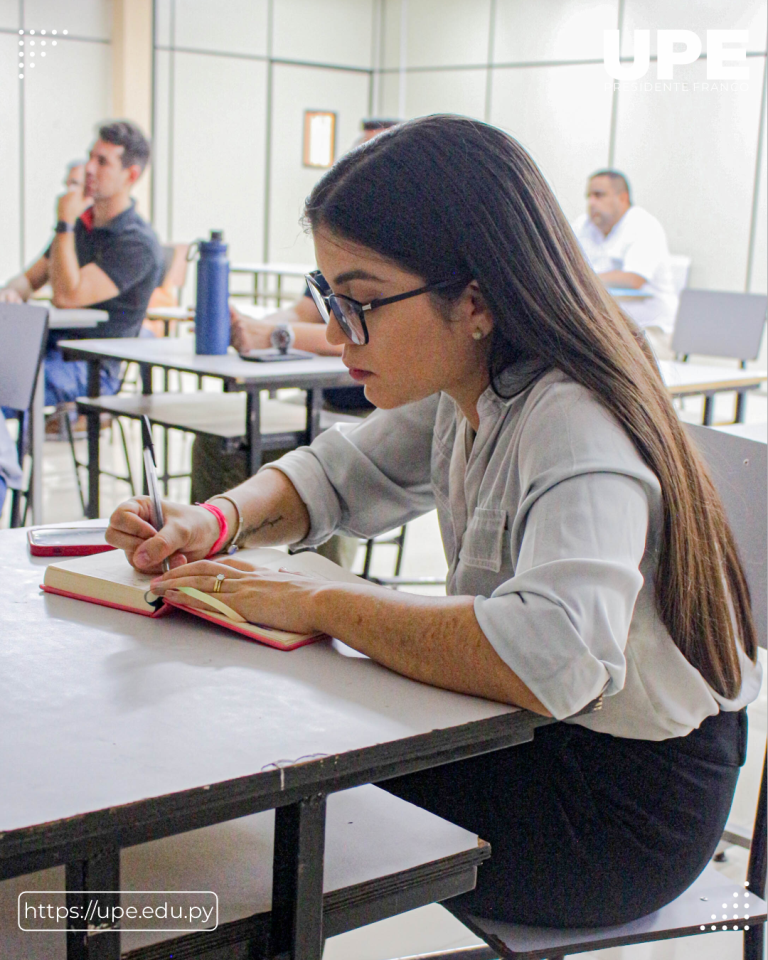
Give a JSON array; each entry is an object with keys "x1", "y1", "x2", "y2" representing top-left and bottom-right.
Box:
[{"x1": 572, "y1": 170, "x2": 678, "y2": 354}]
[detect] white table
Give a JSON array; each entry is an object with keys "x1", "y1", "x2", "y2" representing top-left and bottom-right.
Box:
[
  {"x1": 658, "y1": 360, "x2": 767, "y2": 425},
  {"x1": 29, "y1": 305, "x2": 109, "y2": 525},
  {"x1": 2, "y1": 782, "x2": 487, "y2": 957},
  {"x1": 58, "y1": 337, "x2": 355, "y2": 517},
  {"x1": 230, "y1": 261, "x2": 315, "y2": 306},
  {"x1": 713, "y1": 421, "x2": 767, "y2": 443},
  {"x1": 0, "y1": 526, "x2": 550, "y2": 958}
]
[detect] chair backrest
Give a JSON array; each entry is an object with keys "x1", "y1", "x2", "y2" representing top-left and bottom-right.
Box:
[
  {"x1": 0, "y1": 303, "x2": 48, "y2": 412},
  {"x1": 668, "y1": 254, "x2": 691, "y2": 296},
  {"x1": 672, "y1": 289, "x2": 767, "y2": 361},
  {"x1": 686, "y1": 424, "x2": 767, "y2": 650}
]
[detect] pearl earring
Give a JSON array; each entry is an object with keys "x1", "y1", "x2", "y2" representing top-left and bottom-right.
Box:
[{"x1": 472, "y1": 330, "x2": 484, "y2": 340}]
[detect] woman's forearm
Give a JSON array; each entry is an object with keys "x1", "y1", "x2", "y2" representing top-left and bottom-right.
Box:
[
  {"x1": 310, "y1": 582, "x2": 552, "y2": 714},
  {"x1": 211, "y1": 467, "x2": 311, "y2": 548}
]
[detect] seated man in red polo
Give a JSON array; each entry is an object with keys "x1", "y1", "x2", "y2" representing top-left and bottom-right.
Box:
[{"x1": 0, "y1": 121, "x2": 164, "y2": 406}]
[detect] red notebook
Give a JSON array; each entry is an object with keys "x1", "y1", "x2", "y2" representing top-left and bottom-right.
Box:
[{"x1": 41, "y1": 546, "x2": 365, "y2": 651}]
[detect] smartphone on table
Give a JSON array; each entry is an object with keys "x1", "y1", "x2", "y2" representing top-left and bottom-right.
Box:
[{"x1": 27, "y1": 525, "x2": 115, "y2": 557}]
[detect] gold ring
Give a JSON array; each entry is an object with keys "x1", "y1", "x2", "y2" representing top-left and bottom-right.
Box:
[{"x1": 213, "y1": 573, "x2": 226, "y2": 594}]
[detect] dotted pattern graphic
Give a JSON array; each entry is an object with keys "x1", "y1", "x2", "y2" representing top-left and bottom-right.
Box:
[
  {"x1": 699, "y1": 882, "x2": 754, "y2": 934},
  {"x1": 17, "y1": 28, "x2": 68, "y2": 80}
]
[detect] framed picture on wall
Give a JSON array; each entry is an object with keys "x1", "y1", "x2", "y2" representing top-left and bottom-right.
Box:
[{"x1": 303, "y1": 111, "x2": 336, "y2": 168}]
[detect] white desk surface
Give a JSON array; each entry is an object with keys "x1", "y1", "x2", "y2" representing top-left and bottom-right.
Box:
[
  {"x1": 713, "y1": 421, "x2": 768, "y2": 443},
  {"x1": 0, "y1": 527, "x2": 518, "y2": 838},
  {"x1": 76, "y1": 392, "x2": 359, "y2": 439},
  {"x1": 146, "y1": 304, "x2": 274, "y2": 321},
  {"x1": 659, "y1": 360, "x2": 767, "y2": 394},
  {"x1": 42, "y1": 301, "x2": 109, "y2": 329},
  {"x1": 145, "y1": 304, "x2": 194, "y2": 321},
  {"x1": 232, "y1": 302, "x2": 277, "y2": 321},
  {"x1": 57, "y1": 342, "x2": 765, "y2": 394},
  {"x1": 57, "y1": 336, "x2": 353, "y2": 387},
  {"x1": 230, "y1": 261, "x2": 314, "y2": 277}
]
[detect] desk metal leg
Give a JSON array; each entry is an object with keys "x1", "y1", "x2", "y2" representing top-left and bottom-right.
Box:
[
  {"x1": 66, "y1": 847, "x2": 120, "y2": 960},
  {"x1": 702, "y1": 395, "x2": 714, "y2": 426},
  {"x1": 140, "y1": 362, "x2": 152, "y2": 396},
  {"x1": 86, "y1": 361, "x2": 101, "y2": 519},
  {"x1": 140, "y1": 363, "x2": 153, "y2": 495},
  {"x1": 30, "y1": 364, "x2": 44, "y2": 524},
  {"x1": 306, "y1": 389, "x2": 323, "y2": 444},
  {"x1": 270, "y1": 794, "x2": 327, "y2": 960},
  {"x1": 735, "y1": 390, "x2": 747, "y2": 423},
  {"x1": 246, "y1": 390, "x2": 263, "y2": 475}
]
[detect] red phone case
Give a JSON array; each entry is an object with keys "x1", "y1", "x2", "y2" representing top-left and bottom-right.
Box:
[{"x1": 28, "y1": 528, "x2": 116, "y2": 557}]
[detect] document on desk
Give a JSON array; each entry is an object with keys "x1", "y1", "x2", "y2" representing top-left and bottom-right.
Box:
[{"x1": 41, "y1": 547, "x2": 366, "y2": 650}]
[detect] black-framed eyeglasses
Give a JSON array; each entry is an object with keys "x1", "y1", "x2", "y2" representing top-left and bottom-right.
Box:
[{"x1": 305, "y1": 269, "x2": 468, "y2": 345}]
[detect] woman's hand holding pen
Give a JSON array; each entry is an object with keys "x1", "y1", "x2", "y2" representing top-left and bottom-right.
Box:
[
  {"x1": 108, "y1": 471, "x2": 311, "y2": 573},
  {"x1": 106, "y1": 498, "x2": 224, "y2": 573}
]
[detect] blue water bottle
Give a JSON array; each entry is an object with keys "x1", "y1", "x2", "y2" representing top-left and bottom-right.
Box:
[{"x1": 194, "y1": 230, "x2": 230, "y2": 355}]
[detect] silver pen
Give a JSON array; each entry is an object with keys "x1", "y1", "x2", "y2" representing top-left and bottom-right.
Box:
[{"x1": 141, "y1": 415, "x2": 171, "y2": 573}]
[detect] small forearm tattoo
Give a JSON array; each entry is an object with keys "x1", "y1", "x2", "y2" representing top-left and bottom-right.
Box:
[{"x1": 245, "y1": 514, "x2": 284, "y2": 537}]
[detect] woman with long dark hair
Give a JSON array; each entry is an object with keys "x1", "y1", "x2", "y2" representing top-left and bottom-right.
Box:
[{"x1": 107, "y1": 115, "x2": 761, "y2": 926}]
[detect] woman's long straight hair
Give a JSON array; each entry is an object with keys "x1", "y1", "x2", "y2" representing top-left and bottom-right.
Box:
[{"x1": 304, "y1": 114, "x2": 756, "y2": 698}]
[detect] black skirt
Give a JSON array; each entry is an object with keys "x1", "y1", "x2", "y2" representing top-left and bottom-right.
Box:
[{"x1": 380, "y1": 708, "x2": 747, "y2": 927}]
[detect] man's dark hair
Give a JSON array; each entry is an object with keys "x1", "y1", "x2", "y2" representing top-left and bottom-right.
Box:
[
  {"x1": 98, "y1": 120, "x2": 151, "y2": 172},
  {"x1": 589, "y1": 169, "x2": 631, "y2": 203},
  {"x1": 361, "y1": 118, "x2": 401, "y2": 132}
]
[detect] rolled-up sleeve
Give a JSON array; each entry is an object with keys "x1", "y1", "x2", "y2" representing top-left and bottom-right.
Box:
[
  {"x1": 264, "y1": 395, "x2": 439, "y2": 547},
  {"x1": 475, "y1": 470, "x2": 650, "y2": 719}
]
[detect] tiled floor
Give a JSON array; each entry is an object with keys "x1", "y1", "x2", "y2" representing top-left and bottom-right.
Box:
[{"x1": 3, "y1": 377, "x2": 766, "y2": 960}]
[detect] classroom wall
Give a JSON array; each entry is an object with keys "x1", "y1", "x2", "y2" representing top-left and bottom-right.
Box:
[
  {"x1": 0, "y1": 0, "x2": 765, "y2": 301},
  {"x1": 0, "y1": 0, "x2": 113, "y2": 282},
  {"x1": 153, "y1": 0, "x2": 374, "y2": 279},
  {"x1": 376, "y1": 0, "x2": 768, "y2": 295}
]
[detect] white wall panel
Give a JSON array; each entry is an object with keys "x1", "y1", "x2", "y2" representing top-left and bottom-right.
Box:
[
  {"x1": 490, "y1": 64, "x2": 612, "y2": 222},
  {"x1": 0, "y1": 0, "x2": 19, "y2": 29},
  {"x1": 493, "y1": 0, "x2": 618, "y2": 63},
  {"x1": 612, "y1": 59, "x2": 763, "y2": 291},
  {"x1": 23, "y1": 38, "x2": 112, "y2": 263},
  {"x1": 0, "y1": 34, "x2": 21, "y2": 279},
  {"x1": 621, "y1": 0, "x2": 767, "y2": 55},
  {"x1": 170, "y1": 52, "x2": 267, "y2": 262},
  {"x1": 749, "y1": 77, "x2": 766, "y2": 294},
  {"x1": 268, "y1": 64, "x2": 369, "y2": 264},
  {"x1": 173, "y1": 0, "x2": 268, "y2": 57},
  {"x1": 152, "y1": 50, "x2": 171, "y2": 242},
  {"x1": 154, "y1": 0, "x2": 172, "y2": 47},
  {"x1": 377, "y1": 70, "x2": 401, "y2": 116},
  {"x1": 273, "y1": 0, "x2": 375, "y2": 70},
  {"x1": 25, "y1": 0, "x2": 112, "y2": 40},
  {"x1": 402, "y1": 68, "x2": 486, "y2": 121},
  {"x1": 380, "y1": 0, "x2": 403, "y2": 70},
  {"x1": 402, "y1": 0, "x2": 491, "y2": 68}
]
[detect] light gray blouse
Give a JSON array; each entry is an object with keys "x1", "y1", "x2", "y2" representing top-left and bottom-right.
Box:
[{"x1": 268, "y1": 364, "x2": 762, "y2": 740}]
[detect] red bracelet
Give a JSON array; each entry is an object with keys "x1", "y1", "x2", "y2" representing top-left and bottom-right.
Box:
[{"x1": 198, "y1": 502, "x2": 229, "y2": 557}]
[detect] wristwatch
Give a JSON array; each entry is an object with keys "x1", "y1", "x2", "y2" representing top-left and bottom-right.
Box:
[
  {"x1": 270, "y1": 323, "x2": 296, "y2": 353},
  {"x1": 55, "y1": 221, "x2": 75, "y2": 234}
]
